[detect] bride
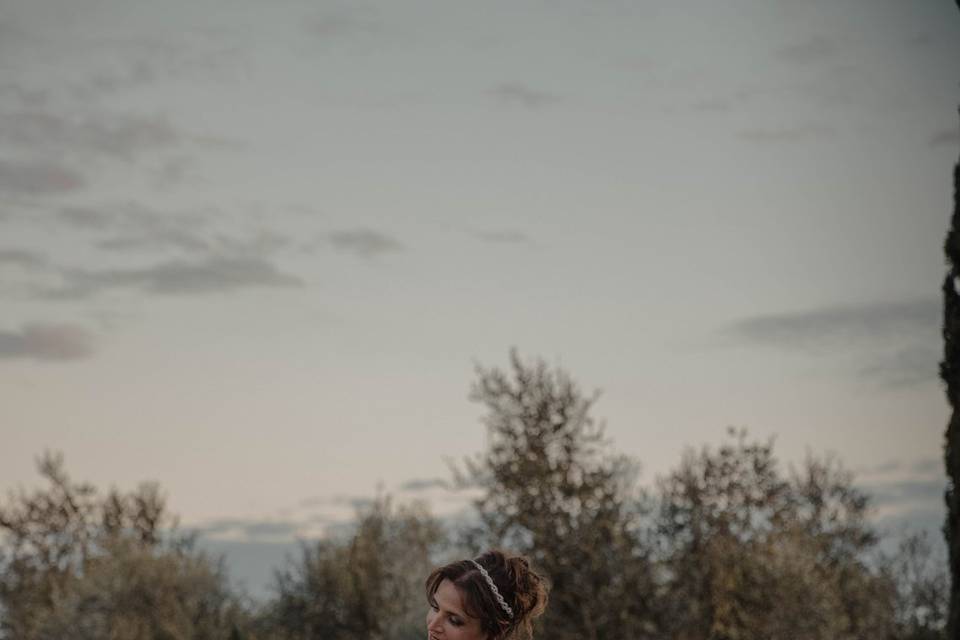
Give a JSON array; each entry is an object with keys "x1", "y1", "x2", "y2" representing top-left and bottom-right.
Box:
[{"x1": 425, "y1": 549, "x2": 548, "y2": 640}]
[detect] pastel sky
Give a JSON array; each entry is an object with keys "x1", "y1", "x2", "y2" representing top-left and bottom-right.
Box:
[{"x1": 1, "y1": 0, "x2": 957, "y2": 596}]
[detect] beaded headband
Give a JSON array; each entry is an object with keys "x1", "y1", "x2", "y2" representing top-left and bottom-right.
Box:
[{"x1": 469, "y1": 559, "x2": 514, "y2": 619}]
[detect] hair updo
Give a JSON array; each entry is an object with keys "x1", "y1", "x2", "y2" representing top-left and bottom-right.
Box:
[{"x1": 425, "y1": 549, "x2": 549, "y2": 640}]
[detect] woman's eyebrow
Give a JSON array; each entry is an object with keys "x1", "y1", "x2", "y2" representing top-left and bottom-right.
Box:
[{"x1": 435, "y1": 598, "x2": 467, "y2": 618}]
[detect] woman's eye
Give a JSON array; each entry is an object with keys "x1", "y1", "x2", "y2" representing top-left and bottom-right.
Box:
[
  {"x1": 450, "y1": 618, "x2": 463, "y2": 627},
  {"x1": 429, "y1": 602, "x2": 439, "y2": 611}
]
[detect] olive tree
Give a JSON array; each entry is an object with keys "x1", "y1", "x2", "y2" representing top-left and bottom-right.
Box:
[
  {"x1": 459, "y1": 350, "x2": 659, "y2": 640},
  {"x1": 0, "y1": 452, "x2": 249, "y2": 640}
]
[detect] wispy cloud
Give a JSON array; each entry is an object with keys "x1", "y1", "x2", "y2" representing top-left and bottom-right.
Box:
[
  {"x1": 305, "y1": 6, "x2": 379, "y2": 40},
  {"x1": 690, "y1": 98, "x2": 730, "y2": 113},
  {"x1": 471, "y1": 229, "x2": 534, "y2": 246},
  {"x1": 490, "y1": 83, "x2": 560, "y2": 109},
  {"x1": 0, "y1": 82, "x2": 48, "y2": 108},
  {"x1": 856, "y1": 459, "x2": 903, "y2": 476},
  {"x1": 192, "y1": 517, "x2": 306, "y2": 542},
  {"x1": 930, "y1": 129, "x2": 959, "y2": 149},
  {"x1": 54, "y1": 202, "x2": 292, "y2": 259},
  {"x1": 0, "y1": 160, "x2": 85, "y2": 195},
  {"x1": 56, "y1": 202, "x2": 211, "y2": 234},
  {"x1": 0, "y1": 248, "x2": 49, "y2": 269},
  {"x1": 0, "y1": 110, "x2": 180, "y2": 160},
  {"x1": 865, "y1": 478, "x2": 944, "y2": 508},
  {"x1": 149, "y1": 155, "x2": 198, "y2": 189},
  {"x1": 775, "y1": 35, "x2": 841, "y2": 65},
  {"x1": 96, "y1": 230, "x2": 212, "y2": 254},
  {"x1": 857, "y1": 345, "x2": 939, "y2": 388},
  {"x1": 856, "y1": 456, "x2": 945, "y2": 544},
  {"x1": 74, "y1": 60, "x2": 159, "y2": 97},
  {"x1": 45, "y1": 257, "x2": 302, "y2": 298},
  {"x1": 214, "y1": 230, "x2": 291, "y2": 258},
  {"x1": 57, "y1": 206, "x2": 123, "y2": 230},
  {"x1": 723, "y1": 299, "x2": 939, "y2": 388},
  {"x1": 95, "y1": 228, "x2": 290, "y2": 260},
  {"x1": 0, "y1": 323, "x2": 96, "y2": 361},
  {"x1": 54, "y1": 202, "x2": 213, "y2": 256},
  {"x1": 723, "y1": 299, "x2": 938, "y2": 352},
  {"x1": 328, "y1": 228, "x2": 403, "y2": 258},
  {"x1": 910, "y1": 457, "x2": 940, "y2": 475},
  {"x1": 738, "y1": 123, "x2": 834, "y2": 143},
  {"x1": 398, "y1": 477, "x2": 451, "y2": 492},
  {"x1": 297, "y1": 494, "x2": 375, "y2": 510}
]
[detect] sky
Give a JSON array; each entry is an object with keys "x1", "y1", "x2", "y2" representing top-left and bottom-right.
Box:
[{"x1": 1, "y1": 0, "x2": 958, "y2": 597}]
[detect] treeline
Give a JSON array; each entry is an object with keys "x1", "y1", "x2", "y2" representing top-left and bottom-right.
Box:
[{"x1": 0, "y1": 351, "x2": 948, "y2": 639}]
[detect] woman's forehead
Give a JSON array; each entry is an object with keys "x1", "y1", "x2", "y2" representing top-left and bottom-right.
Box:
[{"x1": 435, "y1": 578, "x2": 470, "y2": 617}]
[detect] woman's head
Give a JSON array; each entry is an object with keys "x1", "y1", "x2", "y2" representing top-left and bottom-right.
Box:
[{"x1": 425, "y1": 549, "x2": 548, "y2": 640}]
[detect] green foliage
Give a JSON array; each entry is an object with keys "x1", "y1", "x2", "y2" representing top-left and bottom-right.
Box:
[
  {"x1": 1, "y1": 354, "x2": 948, "y2": 640},
  {"x1": 940, "y1": 117, "x2": 960, "y2": 639},
  {"x1": 0, "y1": 452, "x2": 249, "y2": 640},
  {"x1": 462, "y1": 352, "x2": 944, "y2": 640},
  {"x1": 260, "y1": 497, "x2": 444, "y2": 640},
  {"x1": 882, "y1": 531, "x2": 949, "y2": 640},
  {"x1": 655, "y1": 429, "x2": 895, "y2": 640},
  {"x1": 460, "y1": 349, "x2": 659, "y2": 640},
  {"x1": 22, "y1": 537, "x2": 247, "y2": 640}
]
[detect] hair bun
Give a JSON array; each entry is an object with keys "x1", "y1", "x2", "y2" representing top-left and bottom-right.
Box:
[{"x1": 479, "y1": 550, "x2": 549, "y2": 638}]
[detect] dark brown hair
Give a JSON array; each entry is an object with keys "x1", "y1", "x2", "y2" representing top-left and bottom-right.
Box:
[{"x1": 425, "y1": 549, "x2": 549, "y2": 640}]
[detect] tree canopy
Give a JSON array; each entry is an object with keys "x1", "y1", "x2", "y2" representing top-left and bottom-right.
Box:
[{"x1": 0, "y1": 354, "x2": 947, "y2": 639}]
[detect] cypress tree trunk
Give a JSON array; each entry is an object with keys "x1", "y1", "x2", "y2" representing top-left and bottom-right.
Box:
[{"x1": 942, "y1": 103, "x2": 960, "y2": 639}]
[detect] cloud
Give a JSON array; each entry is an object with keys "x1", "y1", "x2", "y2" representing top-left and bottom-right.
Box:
[
  {"x1": 297, "y1": 494, "x2": 375, "y2": 510},
  {"x1": 910, "y1": 457, "x2": 940, "y2": 475},
  {"x1": 856, "y1": 459, "x2": 902, "y2": 476},
  {"x1": 78, "y1": 61, "x2": 158, "y2": 96},
  {"x1": 54, "y1": 202, "x2": 287, "y2": 259},
  {"x1": 930, "y1": 129, "x2": 959, "y2": 148},
  {"x1": 6, "y1": 202, "x2": 301, "y2": 298},
  {"x1": 775, "y1": 35, "x2": 840, "y2": 65},
  {"x1": 857, "y1": 345, "x2": 939, "y2": 388},
  {"x1": 738, "y1": 123, "x2": 834, "y2": 143},
  {"x1": 723, "y1": 299, "x2": 938, "y2": 353},
  {"x1": 56, "y1": 206, "x2": 121, "y2": 230},
  {"x1": 723, "y1": 299, "x2": 939, "y2": 388},
  {"x1": 873, "y1": 507, "x2": 946, "y2": 555},
  {"x1": 96, "y1": 229, "x2": 212, "y2": 254},
  {"x1": 857, "y1": 455, "x2": 942, "y2": 480},
  {"x1": 0, "y1": 159, "x2": 85, "y2": 194},
  {"x1": 195, "y1": 537, "x2": 297, "y2": 600},
  {"x1": 472, "y1": 230, "x2": 534, "y2": 245},
  {"x1": 305, "y1": 7, "x2": 378, "y2": 39},
  {"x1": 215, "y1": 230, "x2": 291, "y2": 257},
  {"x1": 95, "y1": 228, "x2": 290, "y2": 258},
  {"x1": 864, "y1": 478, "x2": 944, "y2": 509},
  {"x1": 0, "y1": 323, "x2": 96, "y2": 361},
  {"x1": 490, "y1": 83, "x2": 560, "y2": 109},
  {"x1": 0, "y1": 248, "x2": 48, "y2": 269},
  {"x1": 399, "y1": 477, "x2": 451, "y2": 492},
  {"x1": 192, "y1": 517, "x2": 305, "y2": 542},
  {"x1": 690, "y1": 98, "x2": 730, "y2": 113},
  {"x1": 0, "y1": 82, "x2": 49, "y2": 108},
  {"x1": 858, "y1": 461, "x2": 946, "y2": 547},
  {"x1": 57, "y1": 202, "x2": 212, "y2": 234},
  {"x1": 0, "y1": 110, "x2": 180, "y2": 160},
  {"x1": 149, "y1": 155, "x2": 198, "y2": 189},
  {"x1": 46, "y1": 257, "x2": 302, "y2": 298},
  {"x1": 328, "y1": 229, "x2": 403, "y2": 258}
]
